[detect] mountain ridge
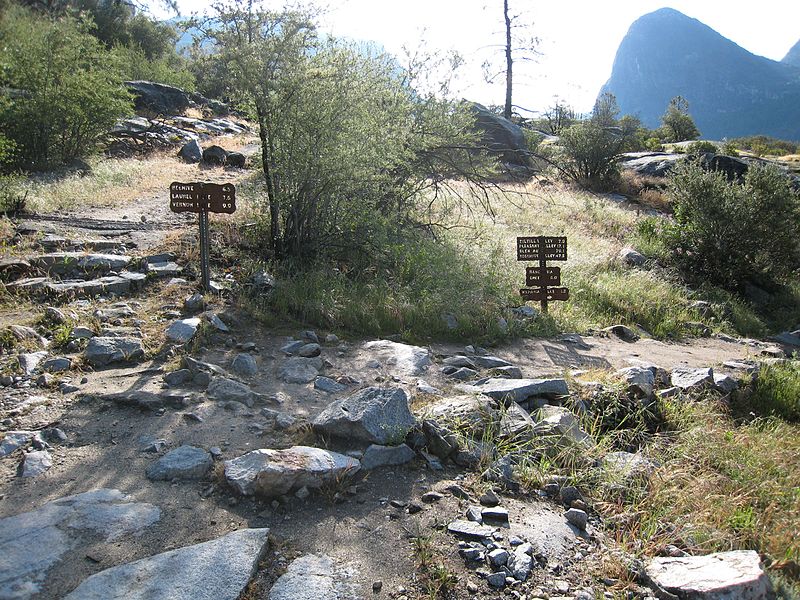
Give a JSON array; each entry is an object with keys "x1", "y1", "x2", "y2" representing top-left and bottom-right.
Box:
[{"x1": 600, "y1": 8, "x2": 800, "y2": 141}]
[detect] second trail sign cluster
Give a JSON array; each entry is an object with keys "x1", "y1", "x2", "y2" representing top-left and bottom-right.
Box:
[{"x1": 517, "y1": 236, "x2": 569, "y2": 313}]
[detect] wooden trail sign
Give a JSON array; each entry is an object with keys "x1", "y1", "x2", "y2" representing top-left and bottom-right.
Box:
[
  {"x1": 517, "y1": 236, "x2": 569, "y2": 313},
  {"x1": 170, "y1": 181, "x2": 237, "y2": 291}
]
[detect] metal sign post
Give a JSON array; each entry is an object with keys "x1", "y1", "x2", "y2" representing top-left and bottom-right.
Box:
[
  {"x1": 517, "y1": 236, "x2": 569, "y2": 313},
  {"x1": 169, "y1": 182, "x2": 236, "y2": 291}
]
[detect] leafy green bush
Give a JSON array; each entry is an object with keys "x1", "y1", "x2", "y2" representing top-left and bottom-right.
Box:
[
  {"x1": 663, "y1": 161, "x2": 800, "y2": 292},
  {"x1": 0, "y1": 5, "x2": 133, "y2": 169},
  {"x1": 557, "y1": 121, "x2": 623, "y2": 190},
  {"x1": 731, "y1": 135, "x2": 798, "y2": 156},
  {"x1": 686, "y1": 140, "x2": 718, "y2": 155}
]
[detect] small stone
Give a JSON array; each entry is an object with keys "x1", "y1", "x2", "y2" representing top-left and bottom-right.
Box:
[
  {"x1": 482, "y1": 506, "x2": 509, "y2": 523},
  {"x1": 480, "y1": 489, "x2": 500, "y2": 507},
  {"x1": 22, "y1": 450, "x2": 53, "y2": 477},
  {"x1": 165, "y1": 318, "x2": 201, "y2": 343},
  {"x1": 295, "y1": 486, "x2": 310, "y2": 500},
  {"x1": 488, "y1": 548, "x2": 509, "y2": 567},
  {"x1": 298, "y1": 343, "x2": 321, "y2": 358},
  {"x1": 486, "y1": 571, "x2": 506, "y2": 588},
  {"x1": 467, "y1": 581, "x2": 479, "y2": 593},
  {"x1": 372, "y1": 580, "x2": 383, "y2": 593},
  {"x1": 184, "y1": 293, "x2": 205, "y2": 312},
  {"x1": 231, "y1": 353, "x2": 258, "y2": 378},
  {"x1": 407, "y1": 502, "x2": 423, "y2": 514},
  {"x1": 314, "y1": 376, "x2": 346, "y2": 394},
  {"x1": 325, "y1": 334, "x2": 339, "y2": 344},
  {"x1": 560, "y1": 485, "x2": 582, "y2": 506},
  {"x1": 145, "y1": 445, "x2": 212, "y2": 481},
  {"x1": 447, "y1": 520, "x2": 496, "y2": 540},
  {"x1": 299, "y1": 330, "x2": 319, "y2": 343},
  {"x1": 467, "y1": 506, "x2": 483, "y2": 523},
  {"x1": 164, "y1": 369, "x2": 192, "y2": 387},
  {"x1": 209, "y1": 314, "x2": 229, "y2": 332},
  {"x1": 35, "y1": 373, "x2": 53, "y2": 387},
  {"x1": 421, "y1": 491, "x2": 443, "y2": 503},
  {"x1": 565, "y1": 508, "x2": 588, "y2": 531},
  {"x1": 44, "y1": 306, "x2": 68, "y2": 324}
]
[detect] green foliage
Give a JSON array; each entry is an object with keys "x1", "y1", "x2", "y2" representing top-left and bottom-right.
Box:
[
  {"x1": 644, "y1": 137, "x2": 662, "y2": 152},
  {"x1": 112, "y1": 44, "x2": 195, "y2": 91},
  {"x1": 0, "y1": 173, "x2": 26, "y2": 213},
  {"x1": 686, "y1": 140, "x2": 718, "y2": 155},
  {"x1": 0, "y1": 5, "x2": 133, "y2": 169},
  {"x1": 663, "y1": 161, "x2": 800, "y2": 292},
  {"x1": 659, "y1": 96, "x2": 700, "y2": 142},
  {"x1": 746, "y1": 361, "x2": 800, "y2": 422},
  {"x1": 557, "y1": 121, "x2": 623, "y2": 190},
  {"x1": 202, "y1": 3, "x2": 494, "y2": 259},
  {"x1": 731, "y1": 135, "x2": 798, "y2": 156},
  {"x1": 721, "y1": 139, "x2": 739, "y2": 156}
]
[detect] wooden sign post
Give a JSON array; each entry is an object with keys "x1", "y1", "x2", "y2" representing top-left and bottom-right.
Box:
[
  {"x1": 169, "y1": 182, "x2": 236, "y2": 291},
  {"x1": 517, "y1": 236, "x2": 569, "y2": 313}
]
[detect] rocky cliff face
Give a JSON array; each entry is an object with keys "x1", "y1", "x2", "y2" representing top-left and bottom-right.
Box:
[
  {"x1": 600, "y1": 8, "x2": 800, "y2": 141},
  {"x1": 783, "y1": 39, "x2": 800, "y2": 67}
]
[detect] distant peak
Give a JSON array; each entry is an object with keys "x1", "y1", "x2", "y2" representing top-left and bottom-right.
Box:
[{"x1": 783, "y1": 39, "x2": 800, "y2": 67}]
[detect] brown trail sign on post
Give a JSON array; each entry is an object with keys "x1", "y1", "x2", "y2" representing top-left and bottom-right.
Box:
[
  {"x1": 170, "y1": 182, "x2": 236, "y2": 291},
  {"x1": 517, "y1": 236, "x2": 569, "y2": 313}
]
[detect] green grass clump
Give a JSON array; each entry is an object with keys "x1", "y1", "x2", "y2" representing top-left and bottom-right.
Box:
[{"x1": 745, "y1": 361, "x2": 800, "y2": 422}]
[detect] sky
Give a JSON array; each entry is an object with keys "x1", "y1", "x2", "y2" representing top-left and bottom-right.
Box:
[{"x1": 160, "y1": 0, "x2": 800, "y2": 114}]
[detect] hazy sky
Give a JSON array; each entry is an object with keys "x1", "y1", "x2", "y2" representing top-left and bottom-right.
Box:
[{"x1": 165, "y1": 0, "x2": 800, "y2": 114}]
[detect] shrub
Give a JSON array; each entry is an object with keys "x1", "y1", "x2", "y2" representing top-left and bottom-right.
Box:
[
  {"x1": 663, "y1": 161, "x2": 800, "y2": 292},
  {"x1": 0, "y1": 5, "x2": 133, "y2": 169},
  {"x1": 686, "y1": 140, "x2": 717, "y2": 156},
  {"x1": 557, "y1": 121, "x2": 623, "y2": 190}
]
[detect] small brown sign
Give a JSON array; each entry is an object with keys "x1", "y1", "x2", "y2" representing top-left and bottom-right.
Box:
[
  {"x1": 519, "y1": 287, "x2": 570, "y2": 302},
  {"x1": 525, "y1": 266, "x2": 561, "y2": 287},
  {"x1": 170, "y1": 182, "x2": 236, "y2": 214},
  {"x1": 517, "y1": 236, "x2": 567, "y2": 261}
]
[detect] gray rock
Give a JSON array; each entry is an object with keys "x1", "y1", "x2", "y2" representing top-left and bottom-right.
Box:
[
  {"x1": 224, "y1": 446, "x2": 360, "y2": 497},
  {"x1": 208, "y1": 377, "x2": 255, "y2": 407},
  {"x1": 31, "y1": 251, "x2": 131, "y2": 275},
  {"x1": 534, "y1": 405, "x2": 594, "y2": 449},
  {"x1": 616, "y1": 366, "x2": 654, "y2": 397},
  {"x1": 646, "y1": 550, "x2": 769, "y2": 600},
  {"x1": 713, "y1": 373, "x2": 739, "y2": 394},
  {"x1": 492, "y1": 365, "x2": 523, "y2": 378},
  {"x1": 269, "y1": 554, "x2": 361, "y2": 600},
  {"x1": 164, "y1": 368, "x2": 192, "y2": 386},
  {"x1": 603, "y1": 451, "x2": 657, "y2": 482},
  {"x1": 313, "y1": 387, "x2": 416, "y2": 444},
  {"x1": 84, "y1": 337, "x2": 145, "y2": 366},
  {"x1": 1, "y1": 431, "x2": 34, "y2": 457},
  {"x1": 486, "y1": 571, "x2": 507, "y2": 588},
  {"x1": 671, "y1": 366, "x2": 714, "y2": 391},
  {"x1": 508, "y1": 549, "x2": 533, "y2": 581},
  {"x1": 448, "y1": 367, "x2": 478, "y2": 381},
  {"x1": 619, "y1": 152, "x2": 685, "y2": 178},
  {"x1": 361, "y1": 340, "x2": 431, "y2": 376},
  {"x1": 0, "y1": 489, "x2": 160, "y2": 600},
  {"x1": 166, "y1": 317, "x2": 201, "y2": 343},
  {"x1": 467, "y1": 101, "x2": 529, "y2": 166},
  {"x1": 280, "y1": 340, "x2": 305, "y2": 355},
  {"x1": 482, "y1": 507, "x2": 509, "y2": 523},
  {"x1": 619, "y1": 246, "x2": 646, "y2": 267},
  {"x1": 314, "y1": 376, "x2": 347, "y2": 394},
  {"x1": 472, "y1": 355, "x2": 513, "y2": 369},
  {"x1": 447, "y1": 520, "x2": 496, "y2": 540},
  {"x1": 60, "y1": 382, "x2": 80, "y2": 394},
  {"x1": 70, "y1": 326, "x2": 95, "y2": 339},
  {"x1": 565, "y1": 508, "x2": 588, "y2": 531},
  {"x1": 602, "y1": 324, "x2": 640, "y2": 342},
  {"x1": 298, "y1": 343, "x2": 321, "y2": 358},
  {"x1": 184, "y1": 293, "x2": 204, "y2": 312},
  {"x1": 299, "y1": 330, "x2": 319, "y2": 343},
  {"x1": 472, "y1": 378, "x2": 569, "y2": 404},
  {"x1": 209, "y1": 314, "x2": 229, "y2": 332},
  {"x1": 360, "y1": 443, "x2": 416, "y2": 470},
  {"x1": 324, "y1": 333, "x2": 339, "y2": 344},
  {"x1": 145, "y1": 261, "x2": 182, "y2": 277},
  {"x1": 138, "y1": 435, "x2": 169, "y2": 453},
  {"x1": 512, "y1": 305, "x2": 538, "y2": 318},
  {"x1": 64, "y1": 528, "x2": 269, "y2": 600},
  {"x1": 416, "y1": 379, "x2": 442, "y2": 395},
  {"x1": 42, "y1": 357, "x2": 71, "y2": 373},
  {"x1": 231, "y1": 353, "x2": 258, "y2": 378},
  {"x1": 488, "y1": 548, "x2": 509, "y2": 567},
  {"x1": 145, "y1": 445, "x2": 212, "y2": 481},
  {"x1": 178, "y1": 139, "x2": 203, "y2": 163},
  {"x1": 44, "y1": 306, "x2": 67, "y2": 324},
  {"x1": 443, "y1": 356, "x2": 477, "y2": 369},
  {"x1": 22, "y1": 450, "x2": 53, "y2": 477},
  {"x1": 466, "y1": 506, "x2": 483, "y2": 523},
  {"x1": 279, "y1": 357, "x2": 320, "y2": 384},
  {"x1": 770, "y1": 330, "x2": 800, "y2": 348},
  {"x1": 17, "y1": 351, "x2": 48, "y2": 375}
]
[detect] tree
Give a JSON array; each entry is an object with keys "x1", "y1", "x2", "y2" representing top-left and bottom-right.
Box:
[
  {"x1": 659, "y1": 96, "x2": 700, "y2": 142},
  {"x1": 196, "y1": 1, "x2": 494, "y2": 259},
  {"x1": 482, "y1": 0, "x2": 539, "y2": 120},
  {"x1": 0, "y1": 5, "x2": 132, "y2": 169},
  {"x1": 542, "y1": 98, "x2": 575, "y2": 135},
  {"x1": 592, "y1": 92, "x2": 620, "y2": 127}
]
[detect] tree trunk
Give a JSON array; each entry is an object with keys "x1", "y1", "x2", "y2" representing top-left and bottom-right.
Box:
[
  {"x1": 255, "y1": 101, "x2": 280, "y2": 256},
  {"x1": 503, "y1": 0, "x2": 513, "y2": 121}
]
